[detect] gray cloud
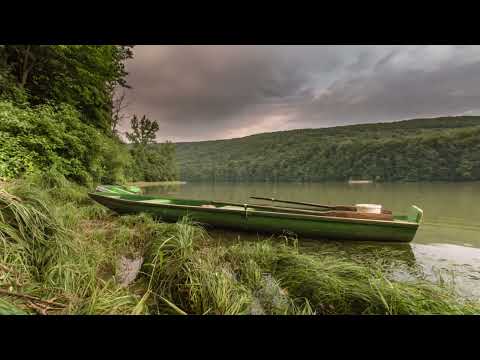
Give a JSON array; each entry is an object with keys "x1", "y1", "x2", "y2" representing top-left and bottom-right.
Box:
[{"x1": 119, "y1": 45, "x2": 480, "y2": 142}]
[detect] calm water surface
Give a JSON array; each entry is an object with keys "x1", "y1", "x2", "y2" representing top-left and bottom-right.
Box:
[{"x1": 143, "y1": 182, "x2": 480, "y2": 298}]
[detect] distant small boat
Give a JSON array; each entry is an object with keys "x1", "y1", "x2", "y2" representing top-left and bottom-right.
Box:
[
  {"x1": 348, "y1": 180, "x2": 373, "y2": 184},
  {"x1": 89, "y1": 185, "x2": 423, "y2": 243}
]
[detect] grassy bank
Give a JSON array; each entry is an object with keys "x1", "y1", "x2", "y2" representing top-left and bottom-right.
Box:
[{"x1": 0, "y1": 173, "x2": 479, "y2": 315}]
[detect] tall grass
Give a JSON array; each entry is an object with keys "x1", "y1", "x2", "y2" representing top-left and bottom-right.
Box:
[
  {"x1": 0, "y1": 297, "x2": 28, "y2": 315},
  {"x1": 0, "y1": 187, "x2": 65, "y2": 279},
  {"x1": 141, "y1": 217, "x2": 254, "y2": 314},
  {"x1": 223, "y1": 240, "x2": 480, "y2": 315},
  {"x1": 1, "y1": 172, "x2": 479, "y2": 315},
  {"x1": 141, "y1": 229, "x2": 480, "y2": 315},
  {"x1": 0, "y1": 173, "x2": 151, "y2": 314}
]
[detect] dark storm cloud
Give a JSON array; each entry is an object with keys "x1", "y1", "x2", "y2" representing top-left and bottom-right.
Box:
[
  {"x1": 119, "y1": 45, "x2": 480, "y2": 142},
  {"x1": 120, "y1": 46, "x2": 316, "y2": 141},
  {"x1": 295, "y1": 48, "x2": 480, "y2": 128}
]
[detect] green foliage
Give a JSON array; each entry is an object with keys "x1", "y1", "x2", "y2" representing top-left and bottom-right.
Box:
[
  {"x1": 0, "y1": 45, "x2": 133, "y2": 131},
  {"x1": 0, "y1": 56, "x2": 28, "y2": 104},
  {"x1": 175, "y1": 116, "x2": 480, "y2": 182},
  {"x1": 97, "y1": 136, "x2": 132, "y2": 184},
  {"x1": 124, "y1": 113, "x2": 177, "y2": 182},
  {"x1": 0, "y1": 100, "x2": 131, "y2": 184},
  {"x1": 126, "y1": 114, "x2": 160, "y2": 145},
  {"x1": 0, "y1": 45, "x2": 178, "y2": 185},
  {"x1": 129, "y1": 143, "x2": 178, "y2": 182}
]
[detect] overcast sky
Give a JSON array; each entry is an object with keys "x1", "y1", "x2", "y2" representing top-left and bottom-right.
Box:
[{"x1": 118, "y1": 45, "x2": 480, "y2": 142}]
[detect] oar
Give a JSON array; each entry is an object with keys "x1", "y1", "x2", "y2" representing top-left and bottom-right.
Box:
[
  {"x1": 208, "y1": 200, "x2": 393, "y2": 221},
  {"x1": 209, "y1": 200, "x2": 333, "y2": 216},
  {"x1": 249, "y1": 196, "x2": 358, "y2": 211},
  {"x1": 250, "y1": 196, "x2": 392, "y2": 215}
]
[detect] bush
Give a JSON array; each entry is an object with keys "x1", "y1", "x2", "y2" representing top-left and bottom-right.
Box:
[
  {"x1": 0, "y1": 63, "x2": 29, "y2": 105},
  {"x1": 0, "y1": 100, "x2": 132, "y2": 184},
  {"x1": 129, "y1": 144, "x2": 178, "y2": 182}
]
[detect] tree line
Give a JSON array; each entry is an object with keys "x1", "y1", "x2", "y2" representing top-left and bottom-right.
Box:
[
  {"x1": 174, "y1": 116, "x2": 480, "y2": 182},
  {"x1": 0, "y1": 45, "x2": 177, "y2": 184}
]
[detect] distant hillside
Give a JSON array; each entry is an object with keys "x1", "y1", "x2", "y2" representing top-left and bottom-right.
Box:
[{"x1": 171, "y1": 116, "x2": 480, "y2": 182}]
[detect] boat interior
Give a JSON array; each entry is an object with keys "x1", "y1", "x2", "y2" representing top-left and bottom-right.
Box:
[{"x1": 93, "y1": 192, "x2": 422, "y2": 224}]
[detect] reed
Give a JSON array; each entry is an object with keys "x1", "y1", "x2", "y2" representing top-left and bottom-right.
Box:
[
  {"x1": 0, "y1": 173, "x2": 150, "y2": 314},
  {"x1": 0, "y1": 297, "x2": 28, "y2": 315},
  {"x1": 141, "y1": 217, "x2": 254, "y2": 314},
  {"x1": 224, "y1": 240, "x2": 480, "y2": 315}
]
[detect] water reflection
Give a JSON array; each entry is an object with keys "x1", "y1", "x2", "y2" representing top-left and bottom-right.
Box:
[
  {"x1": 142, "y1": 183, "x2": 183, "y2": 194},
  {"x1": 412, "y1": 243, "x2": 480, "y2": 299}
]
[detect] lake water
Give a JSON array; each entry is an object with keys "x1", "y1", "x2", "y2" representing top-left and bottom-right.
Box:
[{"x1": 143, "y1": 181, "x2": 480, "y2": 299}]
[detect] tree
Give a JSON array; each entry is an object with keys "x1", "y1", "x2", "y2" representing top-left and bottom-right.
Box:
[
  {"x1": 126, "y1": 114, "x2": 159, "y2": 145},
  {"x1": 0, "y1": 45, "x2": 136, "y2": 183},
  {"x1": 0, "y1": 45, "x2": 134, "y2": 131},
  {"x1": 1, "y1": 45, "x2": 46, "y2": 88},
  {"x1": 111, "y1": 89, "x2": 129, "y2": 134},
  {"x1": 173, "y1": 117, "x2": 480, "y2": 182},
  {"x1": 125, "y1": 114, "x2": 177, "y2": 182}
]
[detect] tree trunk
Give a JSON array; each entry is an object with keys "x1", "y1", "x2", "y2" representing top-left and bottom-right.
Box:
[{"x1": 19, "y1": 45, "x2": 33, "y2": 88}]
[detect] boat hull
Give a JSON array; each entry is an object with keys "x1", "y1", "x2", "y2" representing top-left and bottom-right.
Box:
[{"x1": 89, "y1": 192, "x2": 420, "y2": 243}]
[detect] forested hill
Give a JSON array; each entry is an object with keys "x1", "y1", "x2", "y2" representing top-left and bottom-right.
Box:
[{"x1": 173, "y1": 116, "x2": 480, "y2": 182}]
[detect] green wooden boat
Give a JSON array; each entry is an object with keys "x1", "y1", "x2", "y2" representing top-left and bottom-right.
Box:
[
  {"x1": 89, "y1": 186, "x2": 423, "y2": 243},
  {"x1": 95, "y1": 184, "x2": 141, "y2": 195}
]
